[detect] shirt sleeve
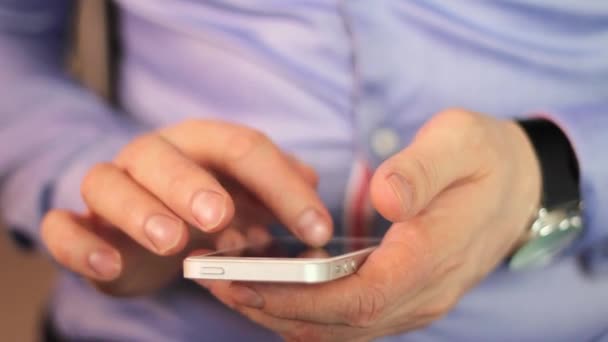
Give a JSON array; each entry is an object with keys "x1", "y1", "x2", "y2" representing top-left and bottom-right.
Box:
[
  {"x1": 0, "y1": 0, "x2": 143, "y2": 249},
  {"x1": 540, "y1": 103, "x2": 608, "y2": 272}
]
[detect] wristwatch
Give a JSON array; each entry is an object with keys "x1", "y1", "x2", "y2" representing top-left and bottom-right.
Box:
[{"x1": 509, "y1": 119, "x2": 583, "y2": 270}]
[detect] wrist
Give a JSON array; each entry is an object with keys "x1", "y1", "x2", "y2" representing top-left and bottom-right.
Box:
[
  {"x1": 506, "y1": 118, "x2": 583, "y2": 269},
  {"x1": 503, "y1": 120, "x2": 543, "y2": 254}
]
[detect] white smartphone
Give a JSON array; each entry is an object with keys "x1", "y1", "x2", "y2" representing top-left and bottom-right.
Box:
[{"x1": 183, "y1": 237, "x2": 380, "y2": 283}]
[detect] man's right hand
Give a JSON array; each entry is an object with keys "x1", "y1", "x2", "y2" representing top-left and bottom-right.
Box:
[{"x1": 41, "y1": 120, "x2": 333, "y2": 296}]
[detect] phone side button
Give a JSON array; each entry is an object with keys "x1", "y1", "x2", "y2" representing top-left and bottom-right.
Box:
[
  {"x1": 334, "y1": 265, "x2": 342, "y2": 275},
  {"x1": 200, "y1": 267, "x2": 225, "y2": 275}
]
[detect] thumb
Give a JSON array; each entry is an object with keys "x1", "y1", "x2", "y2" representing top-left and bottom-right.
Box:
[{"x1": 370, "y1": 110, "x2": 486, "y2": 222}]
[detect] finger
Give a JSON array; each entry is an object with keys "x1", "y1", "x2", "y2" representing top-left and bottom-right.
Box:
[
  {"x1": 203, "y1": 277, "x2": 303, "y2": 342},
  {"x1": 96, "y1": 223, "x2": 219, "y2": 296},
  {"x1": 196, "y1": 278, "x2": 234, "y2": 307},
  {"x1": 197, "y1": 279, "x2": 350, "y2": 342},
  {"x1": 81, "y1": 162, "x2": 188, "y2": 255},
  {"x1": 214, "y1": 226, "x2": 248, "y2": 252},
  {"x1": 226, "y1": 224, "x2": 434, "y2": 326},
  {"x1": 370, "y1": 110, "x2": 487, "y2": 221},
  {"x1": 219, "y1": 153, "x2": 319, "y2": 228},
  {"x1": 285, "y1": 154, "x2": 319, "y2": 188},
  {"x1": 114, "y1": 134, "x2": 235, "y2": 233},
  {"x1": 42, "y1": 210, "x2": 121, "y2": 281},
  {"x1": 94, "y1": 229, "x2": 187, "y2": 297},
  {"x1": 226, "y1": 278, "x2": 370, "y2": 325},
  {"x1": 245, "y1": 224, "x2": 272, "y2": 246},
  {"x1": 298, "y1": 248, "x2": 330, "y2": 258},
  {"x1": 161, "y1": 121, "x2": 332, "y2": 246},
  {"x1": 187, "y1": 219, "x2": 268, "y2": 257},
  {"x1": 42, "y1": 210, "x2": 189, "y2": 296},
  {"x1": 202, "y1": 278, "x2": 427, "y2": 342},
  {"x1": 227, "y1": 154, "x2": 320, "y2": 228},
  {"x1": 227, "y1": 185, "x2": 274, "y2": 226}
]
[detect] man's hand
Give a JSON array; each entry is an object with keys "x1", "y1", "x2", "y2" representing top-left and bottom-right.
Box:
[
  {"x1": 41, "y1": 120, "x2": 333, "y2": 296},
  {"x1": 200, "y1": 109, "x2": 542, "y2": 341}
]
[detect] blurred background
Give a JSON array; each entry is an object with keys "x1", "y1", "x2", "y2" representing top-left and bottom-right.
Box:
[
  {"x1": 0, "y1": 227, "x2": 55, "y2": 342},
  {"x1": 0, "y1": 4, "x2": 109, "y2": 341}
]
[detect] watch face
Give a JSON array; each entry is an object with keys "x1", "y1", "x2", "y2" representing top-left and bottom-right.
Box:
[{"x1": 509, "y1": 220, "x2": 582, "y2": 270}]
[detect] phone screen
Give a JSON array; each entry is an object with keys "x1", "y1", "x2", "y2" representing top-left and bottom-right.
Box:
[{"x1": 207, "y1": 237, "x2": 380, "y2": 259}]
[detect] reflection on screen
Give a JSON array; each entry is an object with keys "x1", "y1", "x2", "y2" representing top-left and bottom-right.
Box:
[{"x1": 211, "y1": 237, "x2": 380, "y2": 258}]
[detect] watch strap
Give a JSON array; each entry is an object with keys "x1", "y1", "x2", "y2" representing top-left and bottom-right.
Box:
[{"x1": 517, "y1": 119, "x2": 580, "y2": 209}]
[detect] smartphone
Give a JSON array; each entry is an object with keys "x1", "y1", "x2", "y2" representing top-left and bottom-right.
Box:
[{"x1": 183, "y1": 237, "x2": 380, "y2": 283}]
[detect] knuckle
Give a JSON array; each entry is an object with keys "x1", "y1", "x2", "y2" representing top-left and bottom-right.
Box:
[
  {"x1": 417, "y1": 291, "x2": 460, "y2": 322},
  {"x1": 50, "y1": 244, "x2": 70, "y2": 268},
  {"x1": 159, "y1": 119, "x2": 200, "y2": 140},
  {"x1": 223, "y1": 128, "x2": 271, "y2": 165},
  {"x1": 408, "y1": 152, "x2": 439, "y2": 202},
  {"x1": 265, "y1": 186, "x2": 288, "y2": 210},
  {"x1": 434, "y1": 253, "x2": 466, "y2": 281},
  {"x1": 41, "y1": 211, "x2": 70, "y2": 264},
  {"x1": 116, "y1": 133, "x2": 158, "y2": 169},
  {"x1": 178, "y1": 118, "x2": 204, "y2": 129},
  {"x1": 345, "y1": 285, "x2": 388, "y2": 328},
  {"x1": 164, "y1": 170, "x2": 186, "y2": 195},
  {"x1": 416, "y1": 108, "x2": 471, "y2": 139},
  {"x1": 40, "y1": 210, "x2": 62, "y2": 246},
  {"x1": 81, "y1": 162, "x2": 115, "y2": 201},
  {"x1": 41, "y1": 210, "x2": 60, "y2": 234},
  {"x1": 301, "y1": 164, "x2": 319, "y2": 186},
  {"x1": 165, "y1": 162, "x2": 201, "y2": 198},
  {"x1": 125, "y1": 209, "x2": 146, "y2": 234},
  {"x1": 173, "y1": 118, "x2": 215, "y2": 136},
  {"x1": 436, "y1": 108, "x2": 488, "y2": 149},
  {"x1": 436, "y1": 108, "x2": 478, "y2": 125},
  {"x1": 309, "y1": 170, "x2": 320, "y2": 187},
  {"x1": 415, "y1": 108, "x2": 495, "y2": 183},
  {"x1": 288, "y1": 155, "x2": 319, "y2": 186}
]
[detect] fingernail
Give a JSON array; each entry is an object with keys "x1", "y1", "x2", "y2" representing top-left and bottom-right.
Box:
[
  {"x1": 387, "y1": 173, "x2": 413, "y2": 217},
  {"x1": 87, "y1": 250, "x2": 121, "y2": 279},
  {"x1": 296, "y1": 208, "x2": 330, "y2": 246},
  {"x1": 230, "y1": 285, "x2": 264, "y2": 309},
  {"x1": 144, "y1": 215, "x2": 183, "y2": 253},
  {"x1": 192, "y1": 190, "x2": 226, "y2": 232}
]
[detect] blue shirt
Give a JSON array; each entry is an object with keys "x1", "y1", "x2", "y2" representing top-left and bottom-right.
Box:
[{"x1": 1, "y1": 1, "x2": 608, "y2": 341}]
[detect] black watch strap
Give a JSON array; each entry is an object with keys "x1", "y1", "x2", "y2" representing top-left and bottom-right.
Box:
[{"x1": 516, "y1": 119, "x2": 580, "y2": 209}]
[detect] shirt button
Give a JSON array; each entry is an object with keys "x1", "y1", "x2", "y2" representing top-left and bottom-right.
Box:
[{"x1": 371, "y1": 128, "x2": 400, "y2": 158}]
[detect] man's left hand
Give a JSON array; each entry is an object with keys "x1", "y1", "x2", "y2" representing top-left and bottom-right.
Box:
[{"x1": 198, "y1": 109, "x2": 542, "y2": 341}]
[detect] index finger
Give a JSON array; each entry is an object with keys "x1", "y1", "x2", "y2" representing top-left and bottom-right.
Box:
[
  {"x1": 226, "y1": 223, "x2": 434, "y2": 326},
  {"x1": 161, "y1": 120, "x2": 333, "y2": 247}
]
